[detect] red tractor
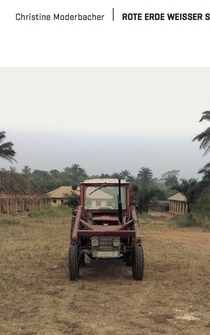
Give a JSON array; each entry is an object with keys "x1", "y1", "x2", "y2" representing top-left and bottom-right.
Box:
[{"x1": 68, "y1": 179, "x2": 144, "y2": 280}]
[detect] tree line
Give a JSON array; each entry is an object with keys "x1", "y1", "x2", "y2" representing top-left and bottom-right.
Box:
[
  {"x1": 1, "y1": 110, "x2": 210, "y2": 214},
  {"x1": 0, "y1": 162, "x2": 180, "y2": 194}
]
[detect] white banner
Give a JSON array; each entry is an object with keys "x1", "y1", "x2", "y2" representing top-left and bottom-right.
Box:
[{"x1": 1, "y1": 0, "x2": 210, "y2": 66}]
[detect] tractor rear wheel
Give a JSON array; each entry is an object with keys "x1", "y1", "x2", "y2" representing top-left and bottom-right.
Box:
[
  {"x1": 132, "y1": 244, "x2": 144, "y2": 280},
  {"x1": 69, "y1": 244, "x2": 79, "y2": 281}
]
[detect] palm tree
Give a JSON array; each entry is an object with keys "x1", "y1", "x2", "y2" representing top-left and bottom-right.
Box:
[
  {"x1": 0, "y1": 131, "x2": 17, "y2": 163},
  {"x1": 64, "y1": 164, "x2": 87, "y2": 183},
  {"x1": 22, "y1": 165, "x2": 31, "y2": 175},
  {"x1": 9, "y1": 166, "x2": 17, "y2": 173},
  {"x1": 198, "y1": 162, "x2": 210, "y2": 188},
  {"x1": 119, "y1": 170, "x2": 134, "y2": 182},
  {"x1": 138, "y1": 184, "x2": 159, "y2": 213},
  {"x1": 192, "y1": 111, "x2": 210, "y2": 155},
  {"x1": 198, "y1": 162, "x2": 210, "y2": 175},
  {"x1": 64, "y1": 193, "x2": 80, "y2": 209},
  {"x1": 165, "y1": 174, "x2": 179, "y2": 188},
  {"x1": 137, "y1": 167, "x2": 153, "y2": 185}
]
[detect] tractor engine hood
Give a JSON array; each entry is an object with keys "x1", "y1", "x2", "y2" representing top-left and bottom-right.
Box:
[{"x1": 92, "y1": 215, "x2": 121, "y2": 225}]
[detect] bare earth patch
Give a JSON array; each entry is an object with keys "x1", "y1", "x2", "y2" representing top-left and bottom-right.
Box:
[
  {"x1": 148, "y1": 211, "x2": 210, "y2": 255},
  {"x1": 1, "y1": 213, "x2": 210, "y2": 335}
]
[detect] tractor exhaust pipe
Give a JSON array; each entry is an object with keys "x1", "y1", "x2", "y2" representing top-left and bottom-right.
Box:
[{"x1": 118, "y1": 179, "x2": 123, "y2": 224}]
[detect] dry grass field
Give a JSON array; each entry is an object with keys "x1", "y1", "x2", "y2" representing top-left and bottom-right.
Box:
[{"x1": 1, "y1": 211, "x2": 210, "y2": 335}]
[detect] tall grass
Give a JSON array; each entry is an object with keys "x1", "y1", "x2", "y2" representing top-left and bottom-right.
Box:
[{"x1": 28, "y1": 206, "x2": 72, "y2": 219}]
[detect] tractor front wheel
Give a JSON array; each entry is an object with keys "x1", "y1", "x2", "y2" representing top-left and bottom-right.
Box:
[
  {"x1": 132, "y1": 244, "x2": 144, "y2": 280},
  {"x1": 69, "y1": 244, "x2": 79, "y2": 281}
]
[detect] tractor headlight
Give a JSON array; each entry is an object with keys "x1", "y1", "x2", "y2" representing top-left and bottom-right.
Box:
[
  {"x1": 91, "y1": 237, "x2": 99, "y2": 247},
  {"x1": 112, "y1": 238, "x2": 120, "y2": 247}
]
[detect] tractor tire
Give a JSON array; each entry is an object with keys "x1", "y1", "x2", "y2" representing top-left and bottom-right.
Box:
[
  {"x1": 132, "y1": 244, "x2": 144, "y2": 280},
  {"x1": 69, "y1": 244, "x2": 79, "y2": 281}
]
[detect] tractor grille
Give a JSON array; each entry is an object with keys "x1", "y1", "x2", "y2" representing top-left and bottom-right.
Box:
[{"x1": 91, "y1": 236, "x2": 120, "y2": 258}]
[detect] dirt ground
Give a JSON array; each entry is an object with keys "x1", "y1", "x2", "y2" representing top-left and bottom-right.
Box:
[
  {"x1": 147, "y1": 211, "x2": 210, "y2": 256},
  {"x1": 1, "y1": 212, "x2": 210, "y2": 335}
]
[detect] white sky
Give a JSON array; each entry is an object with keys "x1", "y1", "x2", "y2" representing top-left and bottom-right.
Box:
[{"x1": 1, "y1": 67, "x2": 210, "y2": 179}]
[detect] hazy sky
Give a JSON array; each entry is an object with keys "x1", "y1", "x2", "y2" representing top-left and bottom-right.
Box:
[{"x1": 1, "y1": 67, "x2": 210, "y2": 179}]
